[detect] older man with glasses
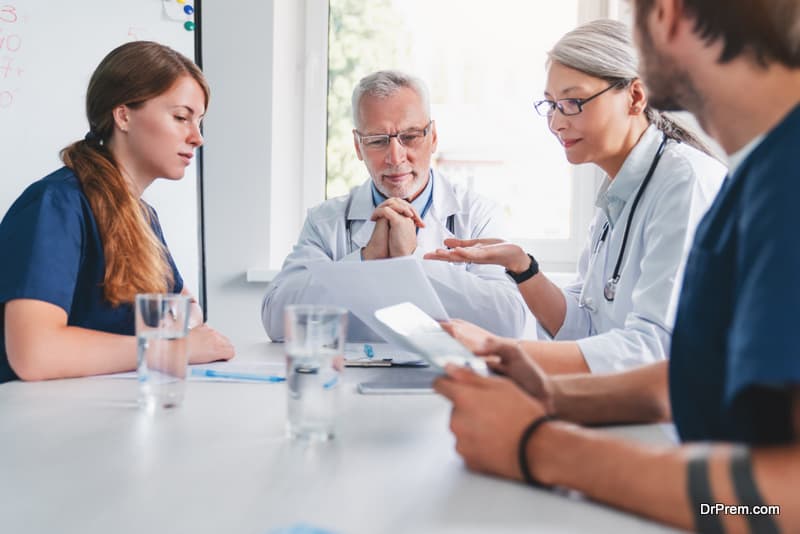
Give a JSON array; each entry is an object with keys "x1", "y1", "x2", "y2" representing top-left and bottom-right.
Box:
[{"x1": 261, "y1": 70, "x2": 527, "y2": 342}]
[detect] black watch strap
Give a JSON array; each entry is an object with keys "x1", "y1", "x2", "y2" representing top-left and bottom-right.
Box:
[{"x1": 506, "y1": 253, "x2": 539, "y2": 284}]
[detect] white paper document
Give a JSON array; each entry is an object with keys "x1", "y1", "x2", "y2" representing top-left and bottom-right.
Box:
[{"x1": 307, "y1": 257, "x2": 449, "y2": 343}]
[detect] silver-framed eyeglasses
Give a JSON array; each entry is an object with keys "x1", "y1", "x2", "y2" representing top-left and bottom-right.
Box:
[
  {"x1": 534, "y1": 81, "x2": 625, "y2": 117},
  {"x1": 355, "y1": 120, "x2": 433, "y2": 151}
]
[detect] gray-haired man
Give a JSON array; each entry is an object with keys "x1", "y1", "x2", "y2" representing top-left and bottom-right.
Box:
[{"x1": 261, "y1": 71, "x2": 527, "y2": 341}]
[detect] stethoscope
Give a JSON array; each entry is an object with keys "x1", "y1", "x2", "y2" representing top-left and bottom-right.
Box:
[
  {"x1": 343, "y1": 179, "x2": 455, "y2": 254},
  {"x1": 585, "y1": 134, "x2": 669, "y2": 305}
]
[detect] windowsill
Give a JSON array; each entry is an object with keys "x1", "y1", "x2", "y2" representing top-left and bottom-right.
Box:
[{"x1": 246, "y1": 268, "x2": 281, "y2": 283}]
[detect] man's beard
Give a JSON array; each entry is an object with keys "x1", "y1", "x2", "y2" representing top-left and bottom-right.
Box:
[
  {"x1": 637, "y1": 25, "x2": 705, "y2": 115},
  {"x1": 376, "y1": 172, "x2": 425, "y2": 200}
]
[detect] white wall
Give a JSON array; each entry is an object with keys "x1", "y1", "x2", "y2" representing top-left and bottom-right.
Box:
[
  {"x1": 201, "y1": 1, "x2": 275, "y2": 343},
  {"x1": 202, "y1": 0, "x2": 327, "y2": 343}
]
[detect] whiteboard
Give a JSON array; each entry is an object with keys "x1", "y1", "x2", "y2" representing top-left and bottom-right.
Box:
[{"x1": 0, "y1": 0, "x2": 202, "y2": 297}]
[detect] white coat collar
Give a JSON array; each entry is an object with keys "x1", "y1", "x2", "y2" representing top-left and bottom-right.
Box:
[
  {"x1": 345, "y1": 169, "x2": 459, "y2": 221},
  {"x1": 595, "y1": 124, "x2": 663, "y2": 226},
  {"x1": 429, "y1": 170, "x2": 460, "y2": 221},
  {"x1": 346, "y1": 169, "x2": 460, "y2": 250}
]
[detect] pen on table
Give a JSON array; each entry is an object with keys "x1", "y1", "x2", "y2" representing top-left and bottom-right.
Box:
[
  {"x1": 323, "y1": 375, "x2": 339, "y2": 389},
  {"x1": 191, "y1": 368, "x2": 286, "y2": 382},
  {"x1": 363, "y1": 344, "x2": 374, "y2": 359}
]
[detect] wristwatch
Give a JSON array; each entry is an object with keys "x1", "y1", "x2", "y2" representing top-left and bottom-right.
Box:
[{"x1": 506, "y1": 253, "x2": 539, "y2": 284}]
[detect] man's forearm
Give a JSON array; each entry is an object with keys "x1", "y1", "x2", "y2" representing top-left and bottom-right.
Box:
[
  {"x1": 550, "y1": 360, "x2": 671, "y2": 424},
  {"x1": 529, "y1": 422, "x2": 693, "y2": 529},
  {"x1": 527, "y1": 422, "x2": 796, "y2": 533},
  {"x1": 519, "y1": 340, "x2": 591, "y2": 375}
]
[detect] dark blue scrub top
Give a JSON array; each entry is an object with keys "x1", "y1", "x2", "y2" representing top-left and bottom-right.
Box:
[
  {"x1": 670, "y1": 105, "x2": 800, "y2": 445},
  {"x1": 0, "y1": 167, "x2": 183, "y2": 383}
]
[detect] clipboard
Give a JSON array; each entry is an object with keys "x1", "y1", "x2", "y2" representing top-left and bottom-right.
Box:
[{"x1": 343, "y1": 343, "x2": 429, "y2": 368}]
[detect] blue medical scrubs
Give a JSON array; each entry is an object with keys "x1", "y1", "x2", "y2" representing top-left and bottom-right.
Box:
[
  {"x1": 670, "y1": 105, "x2": 800, "y2": 444},
  {"x1": 0, "y1": 167, "x2": 183, "y2": 383}
]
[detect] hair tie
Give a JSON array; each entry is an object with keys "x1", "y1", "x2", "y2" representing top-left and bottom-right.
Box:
[{"x1": 84, "y1": 129, "x2": 103, "y2": 145}]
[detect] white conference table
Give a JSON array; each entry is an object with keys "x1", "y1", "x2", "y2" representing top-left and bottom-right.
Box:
[{"x1": 0, "y1": 340, "x2": 682, "y2": 534}]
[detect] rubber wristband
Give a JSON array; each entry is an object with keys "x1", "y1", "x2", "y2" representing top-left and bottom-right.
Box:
[
  {"x1": 518, "y1": 414, "x2": 554, "y2": 487},
  {"x1": 506, "y1": 253, "x2": 539, "y2": 284}
]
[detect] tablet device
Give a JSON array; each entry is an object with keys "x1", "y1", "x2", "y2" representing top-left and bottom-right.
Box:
[{"x1": 373, "y1": 302, "x2": 488, "y2": 375}]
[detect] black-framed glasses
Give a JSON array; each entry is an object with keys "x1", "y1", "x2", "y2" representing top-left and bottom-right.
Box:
[
  {"x1": 534, "y1": 81, "x2": 625, "y2": 117},
  {"x1": 355, "y1": 120, "x2": 433, "y2": 151}
]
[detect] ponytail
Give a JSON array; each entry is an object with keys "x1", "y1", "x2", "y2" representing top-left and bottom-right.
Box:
[
  {"x1": 61, "y1": 139, "x2": 172, "y2": 306},
  {"x1": 644, "y1": 108, "x2": 716, "y2": 158}
]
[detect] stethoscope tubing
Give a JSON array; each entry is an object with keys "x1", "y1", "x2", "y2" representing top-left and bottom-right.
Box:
[{"x1": 599, "y1": 134, "x2": 670, "y2": 302}]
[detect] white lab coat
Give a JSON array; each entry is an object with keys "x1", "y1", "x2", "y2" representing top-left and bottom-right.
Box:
[
  {"x1": 262, "y1": 171, "x2": 528, "y2": 341},
  {"x1": 551, "y1": 125, "x2": 727, "y2": 373}
]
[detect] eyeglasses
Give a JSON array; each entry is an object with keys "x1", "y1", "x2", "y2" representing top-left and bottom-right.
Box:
[
  {"x1": 355, "y1": 120, "x2": 433, "y2": 151},
  {"x1": 534, "y1": 81, "x2": 625, "y2": 117}
]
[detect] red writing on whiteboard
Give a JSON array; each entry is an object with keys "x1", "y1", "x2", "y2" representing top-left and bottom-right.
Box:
[
  {"x1": 0, "y1": 89, "x2": 12, "y2": 108},
  {"x1": 0, "y1": 29, "x2": 21, "y2": 52},
  {"x1": 0, "y1": 56, "x2": 21, "y2": 78},
  {"x1": 0, "y1": 5, "x2": 17, "y2": 23},
  {"x1": 128, "y1": 27, "x2": 147, "y2": 41}
]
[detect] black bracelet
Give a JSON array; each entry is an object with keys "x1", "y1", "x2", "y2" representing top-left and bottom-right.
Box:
[
  {"x1": 506, "y1": 253, "x2": 539, "y2": 284},
  {"x1": 518, "y1": 414, "x2": 554, "y2": 488}
]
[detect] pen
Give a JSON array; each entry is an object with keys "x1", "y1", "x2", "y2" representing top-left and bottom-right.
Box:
[
  {"x1": 323, "y1": 375, "x2": 339, "y2": 389},
  {"x1": 191, "y1": 368, "x2": 286, "y2": 382}
]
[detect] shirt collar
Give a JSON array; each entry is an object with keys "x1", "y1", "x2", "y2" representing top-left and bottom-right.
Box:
[
  {"x1": 595, "y1": 124, "x2": 663, "y2": 226},
  {"x1": 727, "y1": 134, "x2": 764, "y2": 176}
]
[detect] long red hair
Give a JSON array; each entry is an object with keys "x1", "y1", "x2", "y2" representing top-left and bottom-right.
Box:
[{"x1": 61, "y1": 41, "x2": 209, "y2": 306}]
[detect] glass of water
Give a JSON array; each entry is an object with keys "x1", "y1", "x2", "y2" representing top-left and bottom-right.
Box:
[
  {"x1": 284, "y1": 305, "x2": 348, "y2": 441},
  {"x1": 135, "y1": 293, "x2": 191, "y2": 410}
]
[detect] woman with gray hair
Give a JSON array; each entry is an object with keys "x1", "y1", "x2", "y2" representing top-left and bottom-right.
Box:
[{"x1": 425, "y1": 19, "x2": 727, "y2": 374}]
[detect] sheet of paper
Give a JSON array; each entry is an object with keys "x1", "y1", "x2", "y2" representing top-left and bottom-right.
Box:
[{"x1": 307, "y1": 257, "x2": 449, "y2": 344}]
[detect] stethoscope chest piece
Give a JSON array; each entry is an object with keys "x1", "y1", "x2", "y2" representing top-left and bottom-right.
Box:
[
  {"x1": 604, "y1": 275, "x2": 620, "y2": 302},
  {"x1": 597, "y1": 134, "x2": 669, "y2": 304}
]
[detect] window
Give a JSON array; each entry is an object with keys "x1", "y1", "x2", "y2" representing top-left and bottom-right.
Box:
[{"x1": 325, "y1": 0, "x2": 598, "y2": 270}]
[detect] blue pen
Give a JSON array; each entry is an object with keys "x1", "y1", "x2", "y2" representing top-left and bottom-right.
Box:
[
  {"x1": 363, "y1": 344, "x2": 375, "y2": 359},
  {"x1": 323, "y1": 375, "x2": 339, "y2": 389},
  {"x1": 191, "y1": 368, "x2": 286, "y2": 382}
]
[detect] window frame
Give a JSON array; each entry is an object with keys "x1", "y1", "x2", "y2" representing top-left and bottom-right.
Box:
[{"x1": 255, "y1": 0, "x2": 615, "y2": 278}]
